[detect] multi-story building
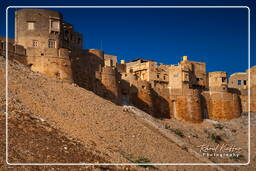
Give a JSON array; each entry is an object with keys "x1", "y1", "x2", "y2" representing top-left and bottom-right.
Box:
[{"x1": 1, "y1": 8, "x2": 254, "y2": 123}]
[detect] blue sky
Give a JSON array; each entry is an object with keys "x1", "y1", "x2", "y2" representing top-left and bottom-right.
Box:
[{"x1": 1, "y1": 0, "x2": 255, "y2": 75}]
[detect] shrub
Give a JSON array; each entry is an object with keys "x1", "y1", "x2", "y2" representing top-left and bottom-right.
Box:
[
  {"x1": 173, "y1": 128, "x2": 184, "y2": 138},
  {"x1": 119, "y1": 150, "x2": 157, "y2": 169},
  {"x1": 209, "y1": 133, "x2": 222, "y2": 143},
  {"x1": 230, "y1": 154, "x2": 244, "y2": 161}
]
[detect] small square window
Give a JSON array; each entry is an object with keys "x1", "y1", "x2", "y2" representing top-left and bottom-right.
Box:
[
  {"x1": 48, "y1": 39, "x2": 56, "y2": 48},
  {"x1": 51, "y1": 20, "x2": 60, "y2": 30},
  {"x1": 238, "y1": 80, "x2": 242, "y2": 85},
  {"x1": 32, "y1": 40, "x2": 38, "y2": 47},
  {"x1": 244, "y1": 80, "x2": 247, "y2": 85},
  {"x1": 27, "y1": 22, "x2": 35, "y2": 30}
]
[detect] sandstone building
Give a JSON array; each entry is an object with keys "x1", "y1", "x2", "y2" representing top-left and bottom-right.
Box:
[
  {"x1": 228, "y1": 66, "x2": 256, "y2": 113},
  {"x1": 1, "y1": 8, "x2": 255, "y2": 123}
]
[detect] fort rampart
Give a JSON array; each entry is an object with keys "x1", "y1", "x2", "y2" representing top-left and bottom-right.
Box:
[{"x1": 1, "y1": 8, "x2": 254, "y2": 124}]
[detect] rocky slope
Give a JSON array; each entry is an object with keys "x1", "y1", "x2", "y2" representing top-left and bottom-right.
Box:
[{"x1": 0, "y1": 57, "x2": 255, "y2": 170}]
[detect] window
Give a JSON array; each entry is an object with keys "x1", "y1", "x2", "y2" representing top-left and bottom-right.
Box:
[
  {"x1": 32, "y1": 40, "x2": 38, "y2": 47},
  {"x1": 51, "y1": 21, "x2": 60, "y2": 30},
  {"x1": 27, "y1": 22, "x2": 35, "y2": 30},
  {"x1": 222, "y1": 77, "x2": 226, "y2": 82},
  {"x1": 238, "y1": 80, "x2": 242, "y2": 85},
  {"x1": 50, "y1": 20, "x2": 60, "y2": 31},
  {"x1": 157, "y1": 74, "x2": 160, "y2": 78},
  {"x1": 110, "y1": 60, "x2": 113, "y2": 67},
  {"x1": 244, "y1": 80, "x2": 247, "y2": 85},
  {"x1": 48, "y1": 39, "x2": 56, "y2": 48},
  {"x1": 163, "y1": 76, "x2": 166, "y2": 80}
]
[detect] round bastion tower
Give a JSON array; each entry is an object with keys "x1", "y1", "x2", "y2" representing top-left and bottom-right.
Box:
[
  {"x1": 202, "y1": 72, "x2": 241, "y2": 120},
  {"x1": 15, "y1": 9, "x2": 73, "y2": 82}
]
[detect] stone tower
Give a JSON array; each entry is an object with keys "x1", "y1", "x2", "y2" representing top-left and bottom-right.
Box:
[
  {"x1": 202, "y1": 71, "x2": 241, "y2": 120},
  {"x1": 15, "y1": 9, "x2": 83, "y2": 82}
]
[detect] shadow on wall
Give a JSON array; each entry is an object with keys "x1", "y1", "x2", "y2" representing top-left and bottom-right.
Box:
[
  {"x1": 95, "y1": 80, "x2": 121, "y2": 105},
  {"x1": 70, "y1": 51, "x2": 121, "y2": 105},
  {"x1": 200, "y1": 93, "x2": 209, "y2": 119},
  {"x1": 151, "y1": 88, "x2": 171, "y2": 119},
  {"x1": 70, "y1": 51, "x2": 102, "y2": 91},
  {"x1": 228, "y1": 88, "x2": 243, "y2": 114},
  {"x1": 120, "y1": 79, "x2": 171, "y2": 119}
]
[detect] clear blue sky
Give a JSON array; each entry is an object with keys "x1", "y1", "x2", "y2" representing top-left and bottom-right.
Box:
[{"x1": 1, "y1": 0, "x2": 255, "y2": 75}]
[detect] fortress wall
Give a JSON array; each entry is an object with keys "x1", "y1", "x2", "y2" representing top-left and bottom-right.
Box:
[
  {"x1": 238, "y1": 88, "x2": 249, "y2": 113},
  {"x1": 251, "y1": 87, "x2": 256, "y2": 112},
  {"x1": 152, "y1": 88, "x2": 171, "y2": 118},
  {"x1": 169, "y1": 88, "x2": 203, "y2": 123},
  {"x1": 130, "y1": 81, "x2": 154, "y2": 114},
  {"x1": 0, "y1": 36, "x2": 27, "y2": 64},
  {"x1": 100, "y1": 66, "x2": 120, "y2": 104},
  {"x1": 26, "y1": 48, "x2": 72, "y2": 82},
  {"x1": 240, "y1": 94, "x2": 248, "y2": 113},
  {"x1": 70, "y1": 49, "x2": 104, "y2": 91},
  {"x1": 241, "y1": 87, "x2": 256, "y2": 113},
  {"x1": 202, "y1": 91, "x2": 241, "y2": 120}
]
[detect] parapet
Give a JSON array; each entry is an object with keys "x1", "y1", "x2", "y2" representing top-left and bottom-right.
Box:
[
  {"x1": 85, "y1": 49, "x2": 104, "y2": 59},
  {"x1": 0, "y1": 36, "x2": 27, "y2": 64}
]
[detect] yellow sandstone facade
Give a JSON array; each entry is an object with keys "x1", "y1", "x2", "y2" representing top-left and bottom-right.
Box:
[{"x1": 1, "y1": 8, "x2": 254, "y2": 123}]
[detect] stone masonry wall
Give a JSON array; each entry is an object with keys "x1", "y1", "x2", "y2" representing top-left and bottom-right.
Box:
[
  {"x1": 202, "y1": 91, "x2": 241, "y2": 120},
  {"x1": 100, "y1": 66, "x2": 120, "y2": 104},
  {"x1": 169, "y1": 88, "x2": 203, "y2": 123}
]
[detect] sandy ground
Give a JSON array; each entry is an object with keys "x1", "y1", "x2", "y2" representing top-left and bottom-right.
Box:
[{"x1": 0, "y1": 57, "x2": 255, "y2": 170}]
